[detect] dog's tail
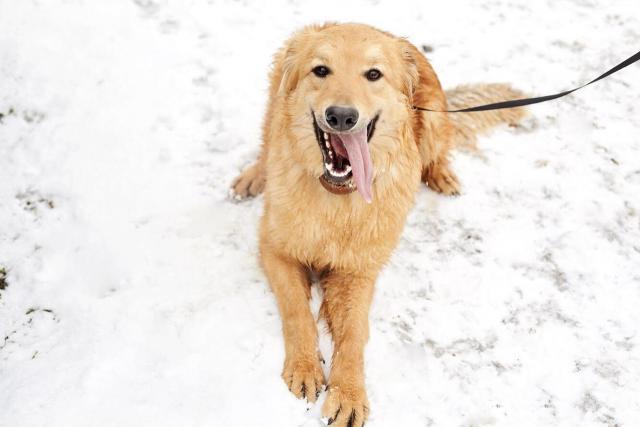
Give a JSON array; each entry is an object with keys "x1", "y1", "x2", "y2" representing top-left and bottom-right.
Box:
[{"x1": 445, "y1": 83, "x2": 528, "y2": 149}]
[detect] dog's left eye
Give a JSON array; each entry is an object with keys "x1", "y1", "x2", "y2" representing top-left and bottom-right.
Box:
[
  {"x1": 365, "y1": 68, "x2": 383, "y2": 81},
  {"x1": 312, "y1": 65, "x2": 330, "y2": 78}
]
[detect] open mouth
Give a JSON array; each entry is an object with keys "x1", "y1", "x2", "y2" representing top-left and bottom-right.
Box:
[{"x1": 312, "y1": 113, "x2": 379, "y2": 202}]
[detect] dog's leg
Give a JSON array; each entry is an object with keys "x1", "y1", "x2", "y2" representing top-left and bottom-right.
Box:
[
  {"x1": 261, "y1": 246, "x2": 324, "y2": 402},
  {"x1": 416, "y1": 117, "x2": 461, "y2": 196},
  {"x1": 404, "y1": 40, "x2": 461, "y2": 197},
  {"x1": 230, "y1": 158, "x2": 265, "y2": 199},
  {"x1": 231, "y1": 96, "x2": 274, "y2": 200},
  {"x1": 423, "y1": 156, "x2": 460, "y2": 196},
  {"x1": 320, "y1": 272, "x2": 375, "y2": 427}
]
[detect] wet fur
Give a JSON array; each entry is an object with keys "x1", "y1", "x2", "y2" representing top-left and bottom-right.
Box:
[{"x1": 231, "y1": 23, "x2": 525, "y2": 426}]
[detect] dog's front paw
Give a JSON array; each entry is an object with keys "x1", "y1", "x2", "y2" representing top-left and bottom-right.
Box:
[
  {"x1": 282, "y1": 354, "x2": 325, "y2": 403},
  {"x1": 230, "y1": 162, "x2": 265, "y2": 200},
  {"x1": 322, "y1": 382, "x2": 369, "y2": 427}
]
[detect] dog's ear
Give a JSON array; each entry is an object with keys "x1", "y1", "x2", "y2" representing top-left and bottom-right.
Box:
[
  {"x1": 274, "y1": 24, "x2": 336, "y2": 97},
  {"x1": 398, "y1": 40, "x2": 447, "y2": 111},
  {"x1": 274, "y1": 27, "x2": 313, "y2": 97},
  {"x1": 399, "y1": 42, "x2": 420, "y2": 105},
  {"x1": 398, "y1": 38, "x2": 454, "y2": 167},
  {"x1": 277, "y1": 44, "x2": 302, "y2": 96}
]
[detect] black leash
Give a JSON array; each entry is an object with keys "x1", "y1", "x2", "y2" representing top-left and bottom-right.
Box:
[{"x1": 413, "y1": 49, "x2": 640, "y2": 113}]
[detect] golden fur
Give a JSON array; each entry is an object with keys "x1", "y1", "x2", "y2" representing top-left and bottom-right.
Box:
[{"x1": 231, "y1": 23, "x2": 526, "y2": 426}]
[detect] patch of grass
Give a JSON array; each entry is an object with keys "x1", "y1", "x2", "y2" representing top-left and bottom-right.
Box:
[
  {"x1": 421, "y1": 44, "x2": 434, "y2": 53},
  {"x1": 25, "y1": 307, "x2": 53, "y2": 315},
  {"x1": 15, "y1": 190, "x2": 55, "y2": 213},
  {"x1": 0, "y1": 267, "x2": 7, "y2": 290},
  {"x1": 0, "y1": 107, "x2": 16, "y2": 123},
  {"x1": 0, "y1": 267, "x2": 7, "y2": 300}
]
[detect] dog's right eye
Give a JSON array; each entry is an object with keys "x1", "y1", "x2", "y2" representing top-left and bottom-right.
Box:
[{"x1": 312, "y1": 65, "x2": 330, "y2": 78}]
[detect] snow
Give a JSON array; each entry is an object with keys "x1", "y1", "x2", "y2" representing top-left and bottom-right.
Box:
[{"x1": 1, "y1": 0, "x2": 639, "y2": 426}]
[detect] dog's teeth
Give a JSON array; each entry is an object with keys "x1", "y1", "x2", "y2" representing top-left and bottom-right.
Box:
[
  {"x1": 324, "y1": 132, "x2": 328, "y2": 141},
  {"x1": 324, "y1": 163, "x2": 352, "y2": 177}
]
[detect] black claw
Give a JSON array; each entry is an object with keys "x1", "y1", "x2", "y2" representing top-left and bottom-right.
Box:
[
  {"x1": 328, "y1": 406, "x2": 341, "y2": 425},
  {"x1": 347, "y1": 409, "x2": 357, "y2": 427},
  {"x1": 301, "y1": 384, "x2": 306, "y2": 399}
]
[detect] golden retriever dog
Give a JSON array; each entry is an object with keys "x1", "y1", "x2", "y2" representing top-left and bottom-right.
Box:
[{"x1": 232, "y1": 23, "x2": 525, "y2": 426}]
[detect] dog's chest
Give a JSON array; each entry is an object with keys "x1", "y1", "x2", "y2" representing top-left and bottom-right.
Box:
[{"x1": 268, "y1": 192, "x2": 412, "y2": 270}]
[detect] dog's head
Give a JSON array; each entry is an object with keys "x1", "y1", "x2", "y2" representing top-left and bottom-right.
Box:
[{"x1": 275, "y1": 23, "x2": 437, "y2": 203}]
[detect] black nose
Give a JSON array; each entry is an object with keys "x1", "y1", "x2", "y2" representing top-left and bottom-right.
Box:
[{"x1": 325, "y1": 106, "x2": 359, "y2": 131}]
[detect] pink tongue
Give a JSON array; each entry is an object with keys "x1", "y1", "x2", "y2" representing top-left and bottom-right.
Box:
[{"x1": 332, "y1": 127, "x2": 373, "y2": 203}]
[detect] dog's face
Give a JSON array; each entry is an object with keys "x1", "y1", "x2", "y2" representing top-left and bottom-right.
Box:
[{"x1": 279, "y1": 24, "x2": 420, "y2": 203}]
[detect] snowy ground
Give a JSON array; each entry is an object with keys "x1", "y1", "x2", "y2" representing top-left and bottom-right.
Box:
[{"x1": 1, "y1": 1, "x2": 640, "y2": 426}]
